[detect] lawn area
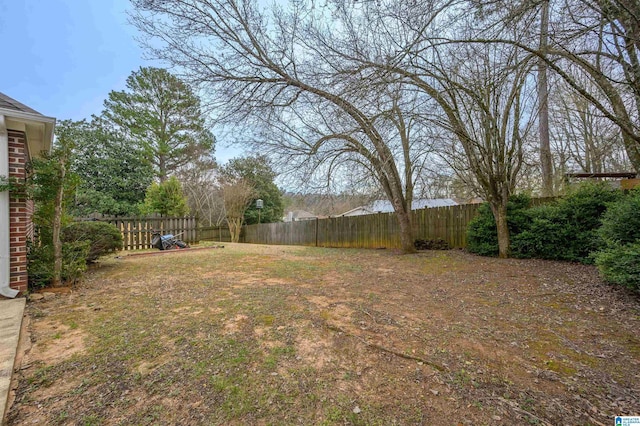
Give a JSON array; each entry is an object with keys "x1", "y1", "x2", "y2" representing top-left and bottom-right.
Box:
[{"x1": 7, "y1": 244, "x2": 640, "y2": 425}]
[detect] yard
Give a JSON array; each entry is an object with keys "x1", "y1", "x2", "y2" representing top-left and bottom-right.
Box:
[{"x1": 7, "y1": 244, "x2": 640, "y2": 425}]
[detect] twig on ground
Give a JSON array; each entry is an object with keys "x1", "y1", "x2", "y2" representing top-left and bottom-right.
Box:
[
  {"x1": 481, "y1": 397, "x2": 554, "y2": 426},
  {"x1": 547, "y1": 329, "x2": 589, "y2": 356},
  {"x1": 323, "y1": 322, "x2": 447, "y2": 372},
  {"x1": 358, "y1": 306, "x2": 378, "y2": 324}
]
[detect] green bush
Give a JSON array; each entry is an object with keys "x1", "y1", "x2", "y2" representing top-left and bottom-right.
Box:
[
  {"x1": 467, "y1": 183, "x2": 622, "y2": 262},
  {"x1": 27, "y1": 240, "x2": 90, "y2": 289},
  {"x1": 62, "y1": 221, "x2": 123, "y2": 262},
  {"x1": 594, "y1": 243, "x2": 640, "y2": 291},
  {"x1": 561, "y1": 181, "x2": 623, "y2": 236},
  {"x1": 27, "y1": 241, "x2": 54, "y2": 289},
  {"x1": 510, "y1": 204, "x2": 566, "y2": 259},
  {"x1": 62, "y1": 241, "x2": 91, "y2": 282},
  {"x1": 512, "y1": 182, "x2": 621, "y2": 263},
  {"x1": 594, "y1": 190, "x2": 640, "y2": 290},
  {"x1": 142, "y1": 176, "x2": 189, "y2": 216},
  {"x1": 466, "y1": 194, "x2": 532, "y2": 256},
  {"x1": 598, "y1": 189, "x2": 640, "y2": 245}
]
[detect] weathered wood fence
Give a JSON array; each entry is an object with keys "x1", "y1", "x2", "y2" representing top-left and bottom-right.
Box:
[
  {"x1": 199, "y1": 225, "x2": 232, "y2": 242},
  {"x1": 84, "y1": 198, "x2": 553, "y2": 251},
  {"x1": 242, "y1": 203, "x2": 482, "y2": 249},
  {"x1": 80, "y1": 215, "x2": 199, "y2": 250}
]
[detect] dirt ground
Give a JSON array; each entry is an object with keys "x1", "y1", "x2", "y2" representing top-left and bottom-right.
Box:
[{"x1": 6, "y1": 244, "x2": 640, "y2": 425}]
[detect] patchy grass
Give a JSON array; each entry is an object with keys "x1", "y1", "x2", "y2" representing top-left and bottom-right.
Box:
[{"x1": 8, "y1": 244, "x2": 640, "y2": 425}]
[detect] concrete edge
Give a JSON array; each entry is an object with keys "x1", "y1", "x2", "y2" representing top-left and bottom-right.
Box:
[{"x1": 0, "y1": 298, "x2": 26, "y2": 425}]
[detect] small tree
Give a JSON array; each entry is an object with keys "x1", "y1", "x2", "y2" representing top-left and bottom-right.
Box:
[
  {"x1": 222, "y1": 155, "x2": 284, "y2": 225},
  {"x1": 222, "y1": 179, "x2": 255, "y2": 243},
  {"x1": 28, "y1": 121, "x2": 80, "y2": 287},
  {"x1": 142, "y1": 176, "x2": 189, "y2": 216},
  {"x1": 177, "y1": 160, "x2": 225, "y2": 227}
]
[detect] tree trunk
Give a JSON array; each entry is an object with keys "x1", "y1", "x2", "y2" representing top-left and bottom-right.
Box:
[
  {"x1": 539, "y1": 0, "x2": 553, "y2": 196},
  {"x1": 159, "y1": 156, "x2": 167, "y2": 182},
  {"x1": 52, "y1": 160, "x2": 66, "y2": 287},
  {"x1": 491, "y1": 202, "x2": 510, "y2": 258},
  {"x1": 228, "y1": 217, "x2": 241, "y2": 243},
  {"x1": 396, "y1": 209, "x2": 416, "y2": 254}
]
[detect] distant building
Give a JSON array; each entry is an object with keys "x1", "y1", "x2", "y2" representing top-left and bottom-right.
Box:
[
  {"x1": 283, "y1": 210, "x2": 319, "y2": 222},
  {"x1": 453, "y1": 197, "x2": 484, "y2": 205},
  {"x1": 369, "y1": 198, "x2": 458, "y2": 213},
  {"x1": 337, "y1": 198, "x2": 459, "y2": 217},
  {"x1": 338, "y1": 206, "x2": 375, "y2": 217}
]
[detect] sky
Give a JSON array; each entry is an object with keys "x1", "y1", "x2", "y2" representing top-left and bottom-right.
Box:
[{"x1": 0, "y1": 0, "x2": 242, "y2": 163}]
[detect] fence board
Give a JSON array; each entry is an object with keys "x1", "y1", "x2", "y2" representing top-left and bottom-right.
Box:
[
  {"x1": 242, "y1": 202, "x2": 485, "y2": 249},
  {"x1": 198, "y1": 226, "x2": 231, "y2": 242},
  {"x1": 76, "y1": 215, "x2": 200, "y2": 250}
]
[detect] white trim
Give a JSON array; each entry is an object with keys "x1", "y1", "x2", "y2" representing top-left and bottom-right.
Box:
[
  {"x1": 0, "y1": 107, "x2": 55, "y2": 125},
  {"x1": 0, "y1": 114, "x2": 19, "y2": 298},
  {"x1": 3, "y1": 111, "x2": 55, "y2": 158}
]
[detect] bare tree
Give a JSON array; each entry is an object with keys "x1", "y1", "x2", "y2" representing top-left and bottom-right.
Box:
[
  {"x1": 177, "y1": 162, "x2": 226, "y2": 227},
  {"x1": 550, "y1": 80, "x2": 632, "y2": 176},
  {"x1": 538, "y1": 0, "x2": 554, "y2": 195},
  {"x1": 130, "y1": 0, "x2": 449, "y2": 253},
  {"x1": 419, "y1": 45, "x2": 536, "y2": 257},
  {"x1": 321, "y1": 2, "x2": 537, "y2": 257},
  {"x1": 470, "y1": 0, "x2": 640, "y2": 171},
  {"x1": 222, "y1": 178, "x2": 255, "y2": 243}
]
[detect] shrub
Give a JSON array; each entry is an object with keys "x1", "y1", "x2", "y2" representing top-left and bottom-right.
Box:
[
  {"x1": 62, "y1": 221, "x2": 123, "y2": 262},
  {"x1": 513, "y1": 182, "x2": 621, "y2": 263},
  {"x1": 27, "y1": 241, "x2": 54, "y2": 289},
  {"x1": 27, "y1": 240, "x2": 90, "y2": 289},
  {"x1": 594, "y1": 190, "x2": 640, "y2": 290},
  {"x1": 598, "y1": 189, "x2": 640, "y2": 245},
  {"x1": 467, "y1": 183, "x2": 621, "y2": 262},
  {"x1": 561, "y1": 181, "x2": 622, "y2": 236},
  {"x1": 466, "y1": 194, "x2": 532, "y2": 256},
  {"x1": 62, "y1": 241, "x2": 91, "y2": 282},
  {"x1": 594, "y1": 243, "x2": 640, "y2": 291},
  {"x1": 414, "y1": 239, "x2": 450, "y2": 250},
  {"x1": 142, "y1": 176, "x2": 189, "y2": 216},
  {"x1": 510, "y1": 204, "x2": 568, "y2": 259}
]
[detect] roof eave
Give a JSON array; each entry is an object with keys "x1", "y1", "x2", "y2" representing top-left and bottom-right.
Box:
[
  {"x1": 0, "y1": 107, "x2": 56, "y2": 126},
  {"x1": 0, "y1": 107, "x2": 56, "y2": 151}
]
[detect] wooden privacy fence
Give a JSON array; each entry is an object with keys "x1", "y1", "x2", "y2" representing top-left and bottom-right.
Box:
[
  {"x1": 199, "y1": 225, "x2": 233, "y2": 242},
  {"x1": 80, "y1": 215, "x2": 199, "y2": 250},
  {"x1": 242, "y1": 203, "x2": 482, "y2": 249}
]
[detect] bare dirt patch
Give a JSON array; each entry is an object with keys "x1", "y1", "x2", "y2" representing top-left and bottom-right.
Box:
[
  {"x1": 26, "y1": 321, "x2": 86, "y2": 366},
  {"x1": 7, "y1": 244, "x2": 640, "y2": 425}
]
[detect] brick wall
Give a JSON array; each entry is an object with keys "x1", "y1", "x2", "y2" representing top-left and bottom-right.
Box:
[{"x1": 8, "y1": 130, "x2": 28, "y2": 294}]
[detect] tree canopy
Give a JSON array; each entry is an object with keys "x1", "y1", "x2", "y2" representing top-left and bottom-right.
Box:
[
  {"x1": 66, "y1": 119, "x2": 154, "y2": 216},
  {"x1": 222, "y1": 155, "x2": 284, "y2": 224},
  {"x1": 142, "y1": 176, "x2": 190, "y2": 216},
  {"x1": 102, "y1": 66, "x2": 215, "y2": 181}
]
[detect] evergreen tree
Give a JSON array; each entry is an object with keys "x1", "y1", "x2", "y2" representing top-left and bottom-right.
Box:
[
  {"x1": 103, "y1": 67, "x2": 215, "y2": 181},
  {"x1": 67, "y1": 119, "x2": 154, "y2": 216},
  {"x1": 142, "y1": 176, "x2": 190, "y2": 216}
]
